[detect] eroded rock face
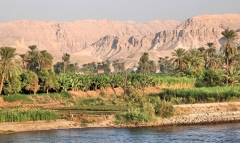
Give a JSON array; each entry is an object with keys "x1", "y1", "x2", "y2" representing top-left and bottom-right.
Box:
[
  {"x1": 0, "y1": 19, "x2": 179, "y2": 52},
  {"x1": 0, "y1": 19, "x2": 179, "y2": 66},
  {"x1": 0, "y1": 14, "x2": 240, "y2": 69}
]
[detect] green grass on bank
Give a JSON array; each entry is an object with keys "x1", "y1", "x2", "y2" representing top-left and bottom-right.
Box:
[
  {"x1": 159, "y1": 86, "x2": 240, "y2": 103},
  {"x1": 150, "y1": 75, "x2": 196, "y2": 88},
  {"x1": 3, "y1": 94, "x2": 31, "y2": 103},
  {"x1": 0, "y1": 108, "x2": 59, "y2": 122}
]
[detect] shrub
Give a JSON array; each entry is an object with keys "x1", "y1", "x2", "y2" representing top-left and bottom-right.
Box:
[
  {"x1": 142, "y1": 103, "x2": 155, "y2": 116},
  {"x1": 196, "y1": 69, "x2": 223, "y2": 87},
  {"x1": 188, "y1": 97, "x2": 196, "y2": 104},
  {"x1": 99, "y1": 91, "x2": 106, "y2": 97},
  {"x1": 170, "y1": 97, "x2": 183, "y2": 105},
  {"x1": 115, "y1": 108, "x2": 154, "y2": 124},
  {"x1": 207, "y1": 97, "x2": 215, "y2": 103},
  {"x1": 155, "y1": 101, "x2": 174, "y2": 118},
  {"x1": 125, "y1": 86, "x2": 143, "y2": 103}
]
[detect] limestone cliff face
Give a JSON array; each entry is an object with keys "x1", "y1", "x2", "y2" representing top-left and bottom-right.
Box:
[
  {"x1": 84, "y1": 14, "x2": 240, "y2": 68},
  {"x1": 0, "y1": 19, "x2": 179, "y2": 53},
  {"x1": 0, "y1": 14, "x2": 240, "y2": 69}
]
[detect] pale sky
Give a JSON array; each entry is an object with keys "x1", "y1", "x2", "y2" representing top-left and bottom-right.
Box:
[{"x1": 1, "y1": 0, "x2": 240, "y2": 23}]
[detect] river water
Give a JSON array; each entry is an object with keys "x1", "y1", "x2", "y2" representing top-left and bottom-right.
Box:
[{"x1": 1, "y1": 123, "x2": 240, "y2": 143}]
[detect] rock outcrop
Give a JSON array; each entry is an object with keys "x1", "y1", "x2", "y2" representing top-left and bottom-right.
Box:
[{"x1": 0, "y1": 14, "x2": 240, "y2": 68}]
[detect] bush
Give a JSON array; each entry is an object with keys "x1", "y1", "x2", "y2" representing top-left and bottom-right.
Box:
[
  {"x1": 188, "y1": 97, "x2": 196, "y2": 103},
  {"x1": 170, "y1": 97, "x2": 183, "y2": 105},
  {"x1": 155, "y1": 101, "x2": 174, "y2": 118},
  {"x1": 115, "y1": 108, "x2": 154, "y2": 124},
  {"x1": 142, "y1": 103, "x2": 155, "y2": 116},
  {"x1": 196, "y1": 69, "x2": 223, "y2": 87},
  {"x1": 207, "y1": 97, "x2": 215, "y2": 103},
  {"x1": 125, "y1": 86, "x2": 143, "y2": 103},
  {"x1": 99, "y1": 91, "x2": 106, "y2": 97}
]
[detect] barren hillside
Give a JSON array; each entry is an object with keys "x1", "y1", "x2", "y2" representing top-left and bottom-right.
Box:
[{"x1": 0, "y1": 14, "x2": 240, "y2": 69}]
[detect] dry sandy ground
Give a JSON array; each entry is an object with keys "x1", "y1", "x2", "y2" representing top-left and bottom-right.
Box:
[{"x1": 1, "y1": 102, "x2": 240, "y2": 134}]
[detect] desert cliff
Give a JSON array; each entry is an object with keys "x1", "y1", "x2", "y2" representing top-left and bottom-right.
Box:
[{"x1": 0, "y1": 14, "x2": 240, "y2": 68}]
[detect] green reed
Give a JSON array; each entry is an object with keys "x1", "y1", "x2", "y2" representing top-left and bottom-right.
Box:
[
  {"x1": 0, "y1": 108, "x2": 59, "y2": 122},
  {"x1": 160, "y1": 86, "x2": 240, "y2": 103}
]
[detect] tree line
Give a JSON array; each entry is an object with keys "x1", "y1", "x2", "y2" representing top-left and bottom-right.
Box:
[{"x1": 158, "y1": 29, "x2": 240, "y2": 86}]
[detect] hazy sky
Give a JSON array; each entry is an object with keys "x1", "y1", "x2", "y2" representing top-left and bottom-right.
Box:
[{"x1": 1, "y1": 0, "x2": 240, "y2": 23}]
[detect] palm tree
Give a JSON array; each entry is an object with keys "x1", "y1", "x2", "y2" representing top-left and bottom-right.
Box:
[
  {"x1": 197, "y1": 47, "x2": 206, "y2": 53},
  {"x1": 225, "y1": 66, "x2": 240, "y2": 86},
  {"x1": 0, "y1": 47, "x2": 17, "y2": 94},
  {"x1": 62, "y1": 53, "x2": 70, "y2": 74},
  {"x1": 171, "y1": 48, "x2": 188, "y2": 72},
  {"x1": 158, "y1": 57, "x2": 165, "y2": 72},
  {"x1": 19, "y1": 54, "x2": 30, "y2": 71},
  {"x1": 27, "y1": 45, "x2": 40, "y2": 72},
  {"x1": 221, "y1": 29, "x2": 239, "y2": 85},
  {"x1": 206, "y1": 55, "x2": 223, "y2": 70},
  {"x1": 39, "y1": 50, "x2": 53, "y2": 70},
  {"x1": 186, "y1": 49, "x2": 205, "y2": 70},
  {"x1": 138, "y1": 53, "x2": 149, "y2": 74},
  {"x1": 205, "y1": 42, "x2": 216, "y2": 57}
]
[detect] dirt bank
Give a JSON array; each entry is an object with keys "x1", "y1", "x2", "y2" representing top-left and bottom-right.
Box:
[{"x1": 1, "y1": 102, "x2": 240, "y2": 134}]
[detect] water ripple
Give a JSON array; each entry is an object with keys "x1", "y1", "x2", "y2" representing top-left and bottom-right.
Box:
[{"x1": 1, "y1": 123, "x2": 240, "y2": 143}]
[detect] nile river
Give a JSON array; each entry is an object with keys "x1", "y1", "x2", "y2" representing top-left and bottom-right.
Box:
[{"x1": 1, "y1": 123, "x2": 240, "y2": 143}]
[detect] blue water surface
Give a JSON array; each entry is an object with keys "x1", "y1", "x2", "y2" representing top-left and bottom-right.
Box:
[{"x1": 1, "y1": 123, "x2": 240, "y2": 143}]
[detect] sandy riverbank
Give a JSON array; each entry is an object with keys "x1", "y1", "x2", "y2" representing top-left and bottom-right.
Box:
[{"x1": 1, "y1": 102, "x2": 240, "y2": 134}]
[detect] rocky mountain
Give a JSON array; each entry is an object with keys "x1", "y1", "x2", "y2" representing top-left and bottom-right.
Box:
[
  {"x1": 0, "y1": 14, "x2": 240, "y2": 69},
  {"x1": 0, "y1": 19, "x2": 179, "y2": 65},
  {"x1": 79, "y1": 14, "x2": 240, "y2": 68}
]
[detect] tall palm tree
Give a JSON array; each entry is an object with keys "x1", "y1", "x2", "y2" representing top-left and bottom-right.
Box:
[
  {"x1": 186, "y1": 49, "x2": 205, "y2": 70},
  {"x1": 205, "y1": 42, "x2": 216, "y2": 57},
  {"x1": 206, "y1": 55, "x2": 223, "y2": 70},
  {"x1": 27, "y1": 45, "x2": 40, "y2": 72},
  {"x1": 171, "y1": 48, "x2": 188, "y2": 72},
  {"x1": 197, "y1": 47, "x2": 206, "y2": 53},
  {"x1": 39, "y1": 50, "x2": 53, "y2": 71},
  {"x1": 19, "y1": 54, "x2": 30, "y2": 71},
  {"x1": 225, "y1": 66, "x2": 240, "y2": 86},
  {"x1": 158, "y1": 57, "x2": 165, "y2": 72},
  {"x1": 221, "y1": 29, "x2": 239, "y2": 85},
  {"x1": 0, "y1": 47, "x2": 17, "y2": 94},
  {"x1": 62, "y1": 53, "x2": 70, "y2": 74},
  {"x1": 138, "y1": 52, "x2": 149, "y2": 74}
]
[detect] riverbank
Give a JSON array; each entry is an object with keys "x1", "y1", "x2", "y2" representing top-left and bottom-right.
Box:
[{"x1": 1, "y1": 102, "x2": 240, "y2": 134}]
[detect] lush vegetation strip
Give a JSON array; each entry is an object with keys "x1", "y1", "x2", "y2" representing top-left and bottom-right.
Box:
[
  {"x1": 3, "y1": 94, "x2": 31, "y2": 102},
  {"x1": 160, "y1": 86, "x2": 240, "y2": 103},
  {"x1": 0, "y1": 108, "x2": 59, "y2": 122},
  {"x1": 150, "y1": 75, "x2": 196, "y2": 87}
]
